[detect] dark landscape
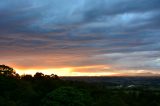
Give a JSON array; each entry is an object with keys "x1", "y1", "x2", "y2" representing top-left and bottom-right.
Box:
[
  {"x1": 62, "y1": 76, "x2": 160, "y2": 87},
  {"x1": 1, "y1": 65, "x2": 160, "y2": 106}
]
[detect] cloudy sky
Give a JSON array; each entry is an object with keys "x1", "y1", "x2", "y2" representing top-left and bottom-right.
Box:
[{"x1": 0, "y1": 0, "x2": 160, "y2": 76}]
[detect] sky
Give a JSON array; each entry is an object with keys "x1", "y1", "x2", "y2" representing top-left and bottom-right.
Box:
[{"x1": 0, "y1": 0, "x2": 160, "y2": 76}]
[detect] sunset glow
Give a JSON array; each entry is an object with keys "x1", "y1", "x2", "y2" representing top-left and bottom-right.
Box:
[
  {"x1": 15, "y1": 68, "x2": 118, "y2": 76},
  {"x1": 15, "y1": 68, "x2": 73, "y2": 76},
  {"x1": 15, "y1": 65, "x2": 115, "y2": 76}
]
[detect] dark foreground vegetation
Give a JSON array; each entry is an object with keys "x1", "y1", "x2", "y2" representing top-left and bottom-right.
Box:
[{"x1": 0, "y1": 65, "x2": 160, "y2": 106}]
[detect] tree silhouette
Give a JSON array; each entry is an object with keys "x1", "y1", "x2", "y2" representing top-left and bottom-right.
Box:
[
  {"x1": 51, "y1": 74, "x2": 59, "y2": 80},
  {"x1": 0, "y1": 64, "x2": 19, "y2": 77},
  {"x1": 1, "y1": 64, "x2": 160, "y2": 106},
  {"x1": 21, "y1": 74, "x2": 33, "y2": 80},
  {"x1": 34, "y1": 72, "x2": 44, "y2": 79}
]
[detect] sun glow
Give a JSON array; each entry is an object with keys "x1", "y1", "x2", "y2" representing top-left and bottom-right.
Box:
[
  {"x1": 13, "y1": 65, "x2": 118, "y2": 76},
  {"x1": 15, "y1": 68, "x2": 118, "y2": 76},
  {"x1": 15, "y1": 68, "x2": 73, "y2": 76}
]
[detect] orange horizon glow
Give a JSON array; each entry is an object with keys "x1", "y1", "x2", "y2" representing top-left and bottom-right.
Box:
[
  {"x1": 14, "y1": 65, "x2": 118, "y2": 76},
  {"x1": 14, "y1": 68, "x2": 160, "y2": 77},
  {"x1": 15, "y1": 68, "x2": 119, "y2": 76},
  {"x1": 8, "y1": 64, "x2": 160, "y2": 77}
]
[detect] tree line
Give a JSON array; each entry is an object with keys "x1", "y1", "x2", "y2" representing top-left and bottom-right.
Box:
[{"x1": 0, "y1": 64, "x2": 160, "y2": 106}]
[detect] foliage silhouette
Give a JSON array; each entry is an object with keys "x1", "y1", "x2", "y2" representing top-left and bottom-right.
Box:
[
  {"x1": 0, "y1": 65, "x2": 19, "y2": 78},
  {"x1": 0, "y1": 65, "x2": 160, "y2": 106}
]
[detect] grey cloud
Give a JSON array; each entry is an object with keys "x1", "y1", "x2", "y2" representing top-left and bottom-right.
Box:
[
  {"x1": 96, "y1": 51, "x2": 160, "y2": 71},
  {"x1": 0, "y1": 0, "x2": 160, "y2": 72}
]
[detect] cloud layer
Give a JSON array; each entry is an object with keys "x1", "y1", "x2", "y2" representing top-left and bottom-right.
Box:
[{"x1": 0, "y1": 0, "x2": 160, "y2": 75}]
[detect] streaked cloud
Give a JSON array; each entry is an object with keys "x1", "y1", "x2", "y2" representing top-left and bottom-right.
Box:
[{"x1": 0, "y1": 0, "x2": 160, "y2": 76}]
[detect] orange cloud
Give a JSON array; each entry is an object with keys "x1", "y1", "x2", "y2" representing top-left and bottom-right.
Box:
[{"x1": 72, "y1": 65, "x2": 111, "y2": 72}]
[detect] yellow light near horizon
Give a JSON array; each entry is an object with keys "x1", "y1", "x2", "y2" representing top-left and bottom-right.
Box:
[
  {"x1": 15, "y1": 67, "x2": 118, "y2": 76},
  {"x1": 15, "y1": 68, "x2": 73, "y2": 76},
  {"x1": 14, "y1": 65, "x2": 113, "y2": 76}
]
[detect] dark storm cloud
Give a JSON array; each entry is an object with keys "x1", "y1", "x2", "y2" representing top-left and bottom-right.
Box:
[{"x1": 0, "y1": 0, "x2": 160, "y2": 72}]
